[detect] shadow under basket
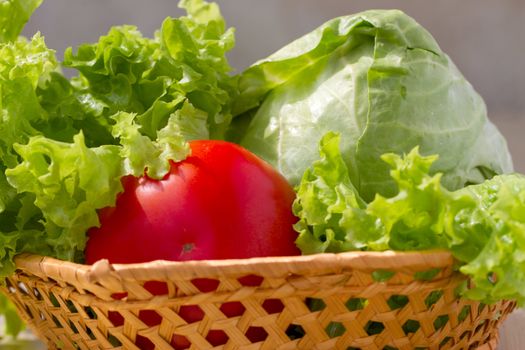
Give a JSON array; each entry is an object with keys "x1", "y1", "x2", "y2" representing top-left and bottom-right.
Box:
[{"x1": 1, "y1": 251, "x2": 516, "y2": 350}]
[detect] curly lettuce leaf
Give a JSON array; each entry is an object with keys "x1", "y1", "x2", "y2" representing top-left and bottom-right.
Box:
[
  {"x1": 365, "y1": 148, "x2": 451, "y2": 251},
  {"x1": 295, "y1": 134, "x2": 451, "y2": 254},
  {"x1": 0, "y1": 34, "x2": 58, "y2": 167},
  {"x1": 458, "y1": 175, "x2": 525, "y2": 303},
  {"x1": 295, "y1": 133, "x2": 525, "y2": 304},
  {"x1": 5, "y1": 134, "x2": 123, "y2": 260},
  {"x1": 0, "y1": 33, "x2": 61, "y2": 279},
  {"x1": 112, "y1": 111, "x2": 190, "y2": 179},
  {"x1": 293, "y1": 132, "x2": 365, "y2": 254},
  {"x1": 231, "y1": 9, "x2": 512, "y2": 202},
  {"x1": 62, "y1": 0, "x2": 236, "y2": 142},
  {"x1": 0, "y1": 0, "x2": 42, "y2": 43}
]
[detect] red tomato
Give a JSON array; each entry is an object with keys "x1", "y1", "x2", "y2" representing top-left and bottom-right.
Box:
[
  {"x1": 85, "y1": 140, "x2": 299, "y2": 349},
  {"x1": 85, "y1": 139, "x2": 299, "y2": 263}
]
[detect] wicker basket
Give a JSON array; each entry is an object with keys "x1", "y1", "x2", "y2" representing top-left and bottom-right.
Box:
[{"x1": 1, "y1": 251, "x2": 516, "y2": 350}]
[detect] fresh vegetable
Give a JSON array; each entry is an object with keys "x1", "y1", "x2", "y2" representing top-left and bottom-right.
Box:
[
  {"x1": 229, "y1": 10, "x2": 513, "y2": 202},
  {"x1": 85, "y1": 139, "x2": 299, "y2": 263},
  {"x1": 0, "y1": 0, "x2": 236, "y2": 337},
  {"x1": 0, "y1": 0, "x2": 42, "y2": 42},
  {"x1": 294, "y1": 132, "x2": 525, "y2": 304}
]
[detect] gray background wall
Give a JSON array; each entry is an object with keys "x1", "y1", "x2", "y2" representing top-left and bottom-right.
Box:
[{"x1": 22, "y1": 0, "x2": 525, "y2": 172}]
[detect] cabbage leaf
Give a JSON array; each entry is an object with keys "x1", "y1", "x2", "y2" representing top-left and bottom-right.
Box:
[{"x1": 231, "y1": 10, "x2": 513, "y2": 202}]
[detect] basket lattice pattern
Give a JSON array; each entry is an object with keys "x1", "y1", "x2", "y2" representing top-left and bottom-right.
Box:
[{"x1": 1, "y1": 252, "x2": 516, "y2": 350}]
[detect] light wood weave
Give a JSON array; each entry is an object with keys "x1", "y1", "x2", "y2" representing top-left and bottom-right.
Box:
[{"x1": 1, "y1": 251, "x2": 516, "y2": 349}]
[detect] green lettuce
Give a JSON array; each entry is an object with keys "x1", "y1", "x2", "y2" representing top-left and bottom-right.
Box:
[
  {"x1": 230, "y1": 10, "x2": 512, "y2": 202},
  {"x1": 0, "y1": 0, "x2": 235, "y2": 274},
  {"x1": 458, "y1": 175, "x2": 525, "y2": 303},
  {"x1": 0, "y1": 0, "x2": 42, "y2": 43},
  {"x1": 294, "y1": 133, "x2": 525, "y2": 304},
  {"x1": 0, "y1": 0, "x2": 236, "y2": 337},
  {"x1": 61, "y1": 0, "x2": 236, "y2": 142}
]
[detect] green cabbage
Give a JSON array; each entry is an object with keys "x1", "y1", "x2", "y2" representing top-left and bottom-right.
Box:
[
  {"x1": 230, "y1": 10, "x2": 513, "y2": 202},
  {"x1": 294, "y1": 132, "x2": 525, "y2": 304}
]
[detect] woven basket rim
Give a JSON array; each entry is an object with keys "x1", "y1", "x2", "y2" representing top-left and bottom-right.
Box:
[
  {"x1": 14, "y1": 250, "x2": 454, "y2": 284},
  {"x1": 7, "y1": 251, "x2": 516, "y2": 350}
]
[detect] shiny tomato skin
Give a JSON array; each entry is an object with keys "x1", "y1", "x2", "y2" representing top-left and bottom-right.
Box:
[{"x1": 85, "y1": 140, "x2": 300, "y2": 264}]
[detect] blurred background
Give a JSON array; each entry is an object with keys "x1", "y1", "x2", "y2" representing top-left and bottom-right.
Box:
[
  {"x1": 4, "y1": 2, "x2": 524, "y2": 348},
  {"x1": 21, "y1": 0, "x2": 525, "y2": 172}
]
